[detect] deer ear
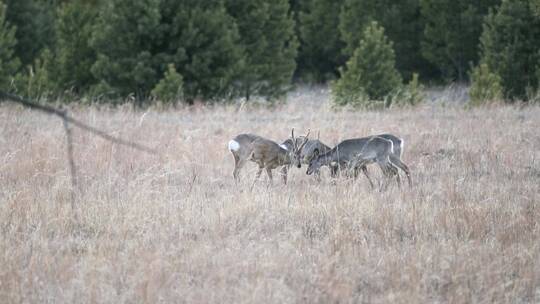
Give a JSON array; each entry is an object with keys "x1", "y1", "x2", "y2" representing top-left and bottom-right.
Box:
[{"x1": 313, "y1": 149, "x2": 319, "y2": 158}]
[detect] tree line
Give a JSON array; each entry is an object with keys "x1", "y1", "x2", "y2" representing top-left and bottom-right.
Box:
[{"x1": 0, "y1": 0, "x2": 539, "y2": 105}]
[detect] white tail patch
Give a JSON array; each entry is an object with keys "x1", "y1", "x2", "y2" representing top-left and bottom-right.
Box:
[
  {"x1": 228, "y1": 140, "x2": 240, "y2": 152},
  {"x1": 279, "y1": 144, "x2": 289, "y2": 151},
  {"x1": 400, "y1": 139, "x2": 404, "y2": 157}
]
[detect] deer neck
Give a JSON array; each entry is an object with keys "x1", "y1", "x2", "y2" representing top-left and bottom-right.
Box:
[
  {"x1": 278, "y1": 148, "x2": 292, "y2": 166},
  {"x1": 320, "y1": 150, "x2": 339, "y2": 166}
]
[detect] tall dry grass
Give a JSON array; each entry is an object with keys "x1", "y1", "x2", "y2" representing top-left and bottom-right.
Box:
[{"x1": 1, "y1": 91, "x2": 539, "y2": 303}]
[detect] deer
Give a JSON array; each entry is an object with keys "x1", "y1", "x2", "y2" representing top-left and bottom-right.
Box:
[
  {"x1": 280, "y1": 131, "x2": 338, "y2": 179},
  {"x1": 228, "y1": 129, "x2": 310, "y2": 185},
  {"x1": 300, "y1": 133, "x2": 405, "y2": 186},
  {"x1": 228, "y1": 133, "x2": 263, "y2": 182},
  {"x1": 306, "y1": 136, "x2": 412, "y2": 190}
]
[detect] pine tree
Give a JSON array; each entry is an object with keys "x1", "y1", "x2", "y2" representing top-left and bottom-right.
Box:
[
  {"x1": 55, "y1": 0, "x2": 99, "y2": 94},
  {"x1": 469, "y1": 63, "x2": 503, "y2": 106},
  {"x1": 420, "y1": 0, "x2": 500, "y2": 81},
  {"x1": 298, "y1": 0, "x2": 345, "y2": 82},
  {"x1": 333, "y1": 22, "x2": 402, "y2": 106},
  {"x1": 90, "y1": 0, "x2": 162, "y2": 100},
  {"x1": 0, "y1": 1, "x2": 19, "y2": 90},
  {"x1": 151, "y1": 64, "x2": 184, "y2": 104},
  {"x1": 479, "y1": 0, "x2": 540, "y2": 100},
  {"x1": 13, "y1": 48, "x2": 57, "y2": 99},
  {"x1": 225, "y1": 0, "x2": 298, "y2": 100},
  {"x1": 4, "y1": 0, "x2": 57, "y2": 67},
  {"x1": 162, "y1": 0, "x2": 242, "y2": 101},
  {"x1": 339, "y1": 0, "x2": 428, "y2": 79}
]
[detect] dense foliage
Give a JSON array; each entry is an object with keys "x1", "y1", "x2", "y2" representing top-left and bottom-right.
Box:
[
  {"x1": 420, "y1": 0, "x2": 501, "y2": 81},
  {"x1": 0, "y1": 1, "x2": 19, "y2": 90},
  {"x1": 0, "y1": 0, "x2": 538, "y2": 103},
  {"x1": 226, "y1": 0, "x2": 298, "y2": 100},
  {"x1": 332, "y1": 22, "x2": 401, "y2": 107},
  {"x1": 479, "y1": 0, "x2": 540, "y2": 100}
]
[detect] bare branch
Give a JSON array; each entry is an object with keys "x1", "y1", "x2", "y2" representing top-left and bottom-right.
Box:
[
  {"x1": 62, "y1": 118, "x2": 78, "y2": 219},
  {"x1": 0, "y1": 91, "x2": 156, "y2": 154}
]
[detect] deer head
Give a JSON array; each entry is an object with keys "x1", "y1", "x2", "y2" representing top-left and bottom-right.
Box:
[{"x1": 290, "y1": 128, "x2": 310, "y2": 168}]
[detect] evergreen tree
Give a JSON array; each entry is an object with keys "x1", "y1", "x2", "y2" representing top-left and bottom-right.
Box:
[
  {"x1": 90, "y1": 0, "x2": 162, "y2": 100},
  {"x1": 298, "y1": 0, "x2": 345, "y2": 82},
  {"x1": 420, "y1": 0, "x2": 500, "y2": 81},
  {"x1": 151, "y1": 64, "x2": 184, "y2": 103},
  {"x1": 55, "y1": 0, "x2": 99, "y2": 94},
  {"x1": 161, "y1": 0, "x2": 242, "y2": 101},
  {"x1": 333, "y1": 22, "x2": 402, "y2": 106},
  {"x1": 469, "y1": 63, "x2": 503, "y2": 106},
  {"x1": 13, "y1": 48, "x2": 57, "y2": 99},
  {"x1": 4, "y1": 0, "x2": 57, "y2": 66},
  {"x1": 339, "y1": 0, "x2": 428, "y2": 79},
  {"x1": 226, "y1": 0, "x2": 298, "y2": 100},
  {"x1": 479, "y1": 0, "x2": 540, "y2": 100},
  {"x1": 0, "y1": 1, "x2": 19, "y2": 90}
]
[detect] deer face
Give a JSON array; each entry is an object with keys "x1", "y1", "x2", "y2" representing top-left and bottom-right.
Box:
[
  {"x1": 306, "y1": 150, "x2": 322, "y2": 175},
  {"x1": 306, "y1": 155, "x2": 322, "y2": 175},
  {"x1": 288, "y1": 128, "x2": 310, "y2": 169},
  {"x1": 291, "y1": 147, "x2": 303, "y2": 168}
]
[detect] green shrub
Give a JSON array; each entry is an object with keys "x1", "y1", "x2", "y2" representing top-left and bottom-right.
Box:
[
  {"x1": 479, "y1": 0, "x2": 540, "y2": 100},
  {"x1": 13, "y1": 49, "x2": 57, "y2": 100},
  {"x1": 332, "y1": 22, "x2": 402, "y2": 108},
  {"x1": 392, "y1": 73, "x2": 425, "y2": 107},
  {"x1": 151, "y1": 64, "x2": 184, "y2": 104},
  {"x1": 469, "y1": 63, "x2": 503, "y2": 106},
  {"x1": 0, "y1": 1, "x2": 20, "y2": 90}
]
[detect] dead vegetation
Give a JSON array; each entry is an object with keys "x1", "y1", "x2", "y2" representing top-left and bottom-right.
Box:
[{"x1": 0, "y1": 96, "x2": 539, "y2": 303}]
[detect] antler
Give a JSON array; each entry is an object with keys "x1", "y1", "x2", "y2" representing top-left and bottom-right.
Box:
[
  {"x1": 291, "y1": 128, "x2": 297, "y2": 150},
  {"x1": 298, "y1": 129, "x2": 311, "y2": 151}
]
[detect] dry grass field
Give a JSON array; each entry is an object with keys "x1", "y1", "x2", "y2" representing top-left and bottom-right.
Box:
[{"x1": 1, "y1": 90, "x2": 539, "y2": 303}]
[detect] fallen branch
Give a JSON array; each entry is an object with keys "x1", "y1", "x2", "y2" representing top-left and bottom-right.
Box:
[
  {"x1": 0, "y1": 91, "x2": 156, "y2": 154},
  {"x1": 0, "y1": 91, "x2": 157, "y2": 217}
]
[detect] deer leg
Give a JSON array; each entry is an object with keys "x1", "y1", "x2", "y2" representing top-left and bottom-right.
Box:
[
  {"x1": 265, "y1": 167, "x2": 273, "y2": 184},
  {"x1": 251, "y1": 165, "x2": 263, "y2": 190},
  {"x1": 390, "y1": 155, "x2": 412, "y2": 187},
  {"x1": 352, "y1": 159, "x2": 369, "y2": 184},
  {"x1": 381, "y1": 166, "x2": 391, "y2": 192},
  {"x1": 361, "y1": 166, "x2": 374, "y2": 189},
  {"x1": 233, "y1": 156, "x2": 249, "y2": 182},
  {"x1": 232, "y1": 153, "x2": 240, "y2": 181},
  {"x1": 353, "y1": 166, "x2": 360, "y2": 179},
  {"x1": 376, "y1": 161, "x2": 393, "y2": 192},
  {"x1": 280, "y1": 166, "x2": 288, "y2": 184},
  {"x1": 330, "y1": 164, "x2": 339, "y2": 178},
  {"x1": 388, "y1": 163, "x2": 401, "y2": 189}
]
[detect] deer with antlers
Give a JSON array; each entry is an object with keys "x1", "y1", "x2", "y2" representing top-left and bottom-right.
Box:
[
  {"x1": 306, "y1": 135, "x2": 412, "y2": 190},
  {"x1": 281, "y1": 131, "x2": 338, "y2": 179},
  {"x1": 228, "y1": 129, "x2": 310, "y2": 185}
]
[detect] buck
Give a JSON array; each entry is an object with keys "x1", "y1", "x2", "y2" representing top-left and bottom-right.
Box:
[
  {"x1": 281, "y1": 132, "x2": 338, "y2": 179},
  {"x1": 306, "y1": 136, "x2": 412, "y2": 189},
  {"x1": 302, "y1": 133, "x2": 405, "y2": 185},
  {"x1": 228, "y1": 129, "x2": 310, "y2": 185}
]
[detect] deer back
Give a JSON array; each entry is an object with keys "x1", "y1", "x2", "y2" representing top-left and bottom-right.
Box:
[
  {"x1": 251, "y1": 138, "x2": 289, "y2": 168},
  {"x1": 356, "y1": 136, "x2": 394, "y2": 160},
  {"x1": 230, "y1": 133, "x2": 263, "y2": 158},
  {"x1": 376, "y1": 133, "x2": 403, "y2": 159}
]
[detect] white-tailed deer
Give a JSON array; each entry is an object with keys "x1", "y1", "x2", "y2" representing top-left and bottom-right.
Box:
[
  {"x1": 302, "y1": 133, "x2": 404, "y2": 185},
  {"x1": 306, "y1": 136, "x2": 412, "y2": 189},
  {"x1": 281, "y1": 132, "x2": 338, "y2": 179},
  {"x1": 228, "y1": 129, "x2": 310, "y2": 185},
  {"x1": 228, "y1": 133, "x2": 263, "y2": 182}
]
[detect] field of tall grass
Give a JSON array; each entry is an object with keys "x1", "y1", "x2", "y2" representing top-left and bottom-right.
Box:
[{"x1": 1, "y1": 88, "x2": 539, "y2": 303}]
